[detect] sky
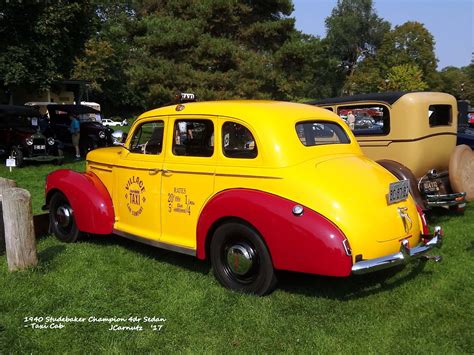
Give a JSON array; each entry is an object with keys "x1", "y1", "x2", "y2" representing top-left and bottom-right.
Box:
[{"x1": 292, "y1": 0, "x2": 473, "y2": 70}]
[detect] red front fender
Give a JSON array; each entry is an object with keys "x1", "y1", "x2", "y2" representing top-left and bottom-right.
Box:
[
  {"x1": 196, "y1": 189, "x2": 352, "y2": 277},
  {"x1": 45, "y1": 169, "x2": 114, "y2": 235}
]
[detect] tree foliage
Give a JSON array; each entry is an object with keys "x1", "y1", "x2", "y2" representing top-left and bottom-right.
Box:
[
  {"x1": 376, "y1": 21, "x2": 438, "y2": 86},
  {"x1": 0, "y1": 0, "x2": 96, "y2": 90},
  {"x1": 325, "y1": 0, "x2": 390, "y2": 79}
]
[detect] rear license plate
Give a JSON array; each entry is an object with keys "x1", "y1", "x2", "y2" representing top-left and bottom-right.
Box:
[
  {"x1": 388, "y1": 180, "x2": 409, "y2": 204},
  {"x1": 34, "y1": 145, "x2": 45, "y2": 150}
]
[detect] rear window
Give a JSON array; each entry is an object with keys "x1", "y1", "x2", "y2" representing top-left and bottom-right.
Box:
[
  {"x1": 296, "y1": 121, "x2": 350, "y2": 146},
  {"x1": 429, "y1": 105, "x2": 452, "y2": 127}
]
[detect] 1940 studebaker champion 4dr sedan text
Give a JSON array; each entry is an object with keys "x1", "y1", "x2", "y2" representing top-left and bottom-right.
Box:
[{"x1": 44, "y1": 98, "x2": 443, "y2": 295}]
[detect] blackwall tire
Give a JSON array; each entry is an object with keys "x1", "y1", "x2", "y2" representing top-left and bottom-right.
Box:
[
  {"x1": 210, "y1": 222, "x2": 277, "y2": 296},
  {"x1": 11, "y1": 147, "x2": 23, "y2": 168},
  {"x1": 49, "y1": 192, "x2": 82, "y2": 243}
]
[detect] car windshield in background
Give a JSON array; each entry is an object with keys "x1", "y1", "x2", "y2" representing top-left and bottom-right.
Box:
[{"x1": 296, "y1": 121, "x2": 350, "y2": 146}]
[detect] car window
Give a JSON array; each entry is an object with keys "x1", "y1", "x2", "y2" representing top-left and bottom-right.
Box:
[
  {"x1": 296, "y1": 121, "x2": 350, "y2": 146},
  {"x1": 222, "y1": 122, "x2": 257, "y2": 159},
  {"x1": 337, "y1": 105, "x2": 390, "y2": 136},
  {"x1": 429, "y1": 105, "x2": 452, "y2": 127},
  {"x1": 129, "y1": 120, "x2": 164, "y2": 155},
  {"x1": 173, "y1": 119, "x2": 214, "y2": 157}
]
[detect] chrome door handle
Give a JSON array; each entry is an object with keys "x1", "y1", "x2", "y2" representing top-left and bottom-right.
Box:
[
  {"x1": 149, "y1": 168, "x2": 160, "y2": 175},
  {"x1": 161, "y1": 169, "x2": 172, "y2": 175}
]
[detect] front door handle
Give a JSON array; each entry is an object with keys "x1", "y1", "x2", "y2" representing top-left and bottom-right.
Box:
[{"x1": 148, "y1": 168, "x2": 172, "y2": 176}]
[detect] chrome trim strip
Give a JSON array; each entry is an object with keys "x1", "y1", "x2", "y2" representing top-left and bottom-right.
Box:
[
  {"x1": 113, "y1": 229, "x2": 196, "y2": 256},
  {"x1": 215, "y1": 173, "x2": 282, "y2": 180},
  {"x1": 351, "y1": 227, "x2": 443, "y2": 275}
]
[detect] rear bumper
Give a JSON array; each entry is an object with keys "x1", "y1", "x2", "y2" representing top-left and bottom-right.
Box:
[
  {"x1": 351, "y1": 226, "x2": 443, "y2": 275},
  {"x1": 426, "y1": 192, "x2": 466, "y2": 209}
]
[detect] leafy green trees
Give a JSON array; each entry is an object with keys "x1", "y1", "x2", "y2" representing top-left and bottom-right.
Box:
[
  {"x1": 324, "y1": 0, "x2": 390, "y2": 92},
  {"x1": 74, "y1": 0, "x2": 321, "y2": 110},
  {"x1": 0, "y1": 0, "x2": 96, "y2": 90},
  {"x1": 376, "y1": 21, "x2": 438, "y2": 87}
]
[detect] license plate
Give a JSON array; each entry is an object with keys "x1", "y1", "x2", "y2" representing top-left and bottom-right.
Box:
[
  {"x1": 34, "y1": 145, "x2": 45, "y2": 150},
  {"x1": 423, "y1": 181, "x2": 439, "y2": 192},
  {"x1": 388, "y1": 180, "x2": 409, "y2": 204}
]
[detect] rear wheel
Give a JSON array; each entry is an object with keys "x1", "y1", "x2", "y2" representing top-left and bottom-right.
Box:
[
  {"x1": 49, "y1": 192, "x2": 82, "y2": 243},
  {"x1": 210, "y1": 222, "x2": 277, "y2": 296},
  {"x1": 11, "y1": 146, "x2": 23, "y2": 168}
]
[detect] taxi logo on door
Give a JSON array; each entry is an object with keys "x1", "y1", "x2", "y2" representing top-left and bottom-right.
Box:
[{"x1": 125, "y1": 176, "x2": 147, "y2": 216}]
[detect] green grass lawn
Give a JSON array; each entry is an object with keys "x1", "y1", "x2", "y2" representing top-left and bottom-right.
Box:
[{"x1": 0, "y1": 159, "x2": 473, "y2": 353}]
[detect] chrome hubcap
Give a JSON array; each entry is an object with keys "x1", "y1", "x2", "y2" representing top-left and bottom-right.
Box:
[
  {"x1": 226, "y1": 243, "x2": 254, "y2": 276},
  {"x1": 56, "y1": 205, "x2": 72, "y2": 228}
]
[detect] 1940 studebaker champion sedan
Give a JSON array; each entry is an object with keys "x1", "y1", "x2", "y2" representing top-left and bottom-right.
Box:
[{"x1": 44, "y1": 98, "x2": 443, "y2": 295}]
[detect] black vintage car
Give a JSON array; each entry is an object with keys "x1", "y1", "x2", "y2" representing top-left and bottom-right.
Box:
[
  {"x1": 0, "y1": 105, "x2": 63, "y2": 167},
  {"x1": 46, "y1": 104, "x2": 114, "y2": 154},
  {"x1": 457, "y1": 100, "x2": 474, "y2": 148}
]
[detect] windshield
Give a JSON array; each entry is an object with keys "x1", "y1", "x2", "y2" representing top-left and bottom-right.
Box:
[{"x1": 296, "y1": 121, "x2": 350, "y2": 146}]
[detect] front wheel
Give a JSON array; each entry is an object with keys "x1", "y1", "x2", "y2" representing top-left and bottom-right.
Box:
[
  {"x1": 49, "y1": 192, "x2": 82, "y2": 243},
  {"x1": 11, "y1": 146, "x2": 23, "y2": 168},
  {"x1": 210, "y1": 222, "x2": 277, "y2": 296}
]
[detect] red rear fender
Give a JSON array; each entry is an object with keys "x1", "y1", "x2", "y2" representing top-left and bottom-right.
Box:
[
  {"x1": 45, "y1": 169, "x2": 114, "y2": 235},
  {"x1": 196, "y1": 189, "x2": 352, "y2": 277}
]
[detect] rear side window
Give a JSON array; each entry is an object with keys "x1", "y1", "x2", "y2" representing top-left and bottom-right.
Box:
[
  {"x1": 429, "y1": 105, "x2": 452, "y2": 127},
  {"x1": 337, "y1": 105, "x2": 390, "y2": 136},
  {"x1": 222, "y1": 122, "x2": 257, "y2": 159},
  {"x1": 296, "y1": 121, "x2": 350, "y2": 146}
]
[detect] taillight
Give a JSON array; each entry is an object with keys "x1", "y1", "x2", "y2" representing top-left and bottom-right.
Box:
[{"x1": 416, "y1": 204, "x2": 430, "y2": 235}]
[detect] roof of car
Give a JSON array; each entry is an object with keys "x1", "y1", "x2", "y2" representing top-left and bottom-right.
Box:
[
  {"x1": 140, "y1": 100, "x2": 337, "y2": 126},
  {"x1": 0, "y1": 104, "x2": 39, "y2": 117},
  {"x1": 307, "y1": 92, "x2": 415, "y2": 106},
  {"x1": 47, "y1": 104, "x2": 99, "y2": 114}
]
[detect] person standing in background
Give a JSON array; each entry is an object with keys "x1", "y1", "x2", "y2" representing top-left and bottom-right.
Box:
[{"x1": 70, "y1": 114, "x2": 81, "y2": 160}]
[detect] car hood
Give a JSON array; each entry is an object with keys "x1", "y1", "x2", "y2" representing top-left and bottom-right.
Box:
[{"x1": 280, "y1": 154, "x2": 422, "y2": 260}]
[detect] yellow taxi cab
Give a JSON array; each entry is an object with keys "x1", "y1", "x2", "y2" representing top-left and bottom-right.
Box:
[{"x1": 44, "y1": 94, "x2": 443, "y2": 295}]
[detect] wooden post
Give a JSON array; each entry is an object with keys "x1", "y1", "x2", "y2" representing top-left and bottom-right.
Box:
[
  {"x1": 0, "y1": 178, "x2": 17, "y2": 254},
  {"x1": 3, "y1": 187, "x2": 38, "y2": 271}
]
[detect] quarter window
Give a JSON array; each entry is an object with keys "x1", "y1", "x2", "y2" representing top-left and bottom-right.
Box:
[
  {"x1": 429, "y1": 105, "x2": 452, "y2": 127},
  {"x1": 173, "y1": 119, "x2": 214, "y2": 157},
  {"x1": 129, "y1": 121, "x2": 164, "y2": 155},
  {"x1": 296, "y1": 121, "x2": 350, "y2": 146},
  {"x1": 222, "y1": 122, "x2": 257, "y2": 159},
  {"x1": 337, "y1": 105, "x2": 390, "y2": 136}
]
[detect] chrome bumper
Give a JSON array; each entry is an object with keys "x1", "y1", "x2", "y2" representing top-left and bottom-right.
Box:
[
  {"x1": 351, "y1": 226, "x2": 443, "y2": 275},
  {"x1": 426, "y1": 192, "x2": 466, "y2": 208}
]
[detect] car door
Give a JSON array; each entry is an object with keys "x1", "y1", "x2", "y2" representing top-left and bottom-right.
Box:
[
  {"x1": 160, "y1": 116, "x2": 216, "y2": 251},
  {"x1": 113, "y1": 117, "x2": 167, "y2": 241}
]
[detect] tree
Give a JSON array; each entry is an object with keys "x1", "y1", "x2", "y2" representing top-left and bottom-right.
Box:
[
  {"x1": 376, "y1": 21, "x2": 438, "y2": 86},
  {"x1": 0, "y1": 0, "x2": 96, "y2": 90},
  {"x1": 82, "y1": 0, "x2": 307, "y2": 109},
  {"x1": 325, "y1": 0, "x2": 390, "y2": 81},
  {"x1": 378, "y1": 64, "x2": 428, "y2": 91}
]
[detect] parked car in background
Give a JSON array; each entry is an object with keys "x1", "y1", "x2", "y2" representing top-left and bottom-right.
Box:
[
  {"x1": 102, "y1": 118, "x2": 125, "y2": 127},
  {"x1": 0, "y1": 105, "x2": 63, "y2": 167},
  {"x1": 45, "y1": 104, "x2": 114, "y2": 154},
  {"x1": 309, "y1": 92, "x2": 472, "y2": 210},
  {"x1": 456, "y1": 100, "x2": 474, "y2": 149},
  {"x1": 45, "y1": 97, "x2": 443, "y2": 295}
]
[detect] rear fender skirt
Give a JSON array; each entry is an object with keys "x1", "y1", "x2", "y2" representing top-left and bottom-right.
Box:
[
  {"x1": 45, "y1": 169, "x2": 114, "y2": 234},
  {"x1": 196, "y1": 189, "x2": 352, "y2": 277}
]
